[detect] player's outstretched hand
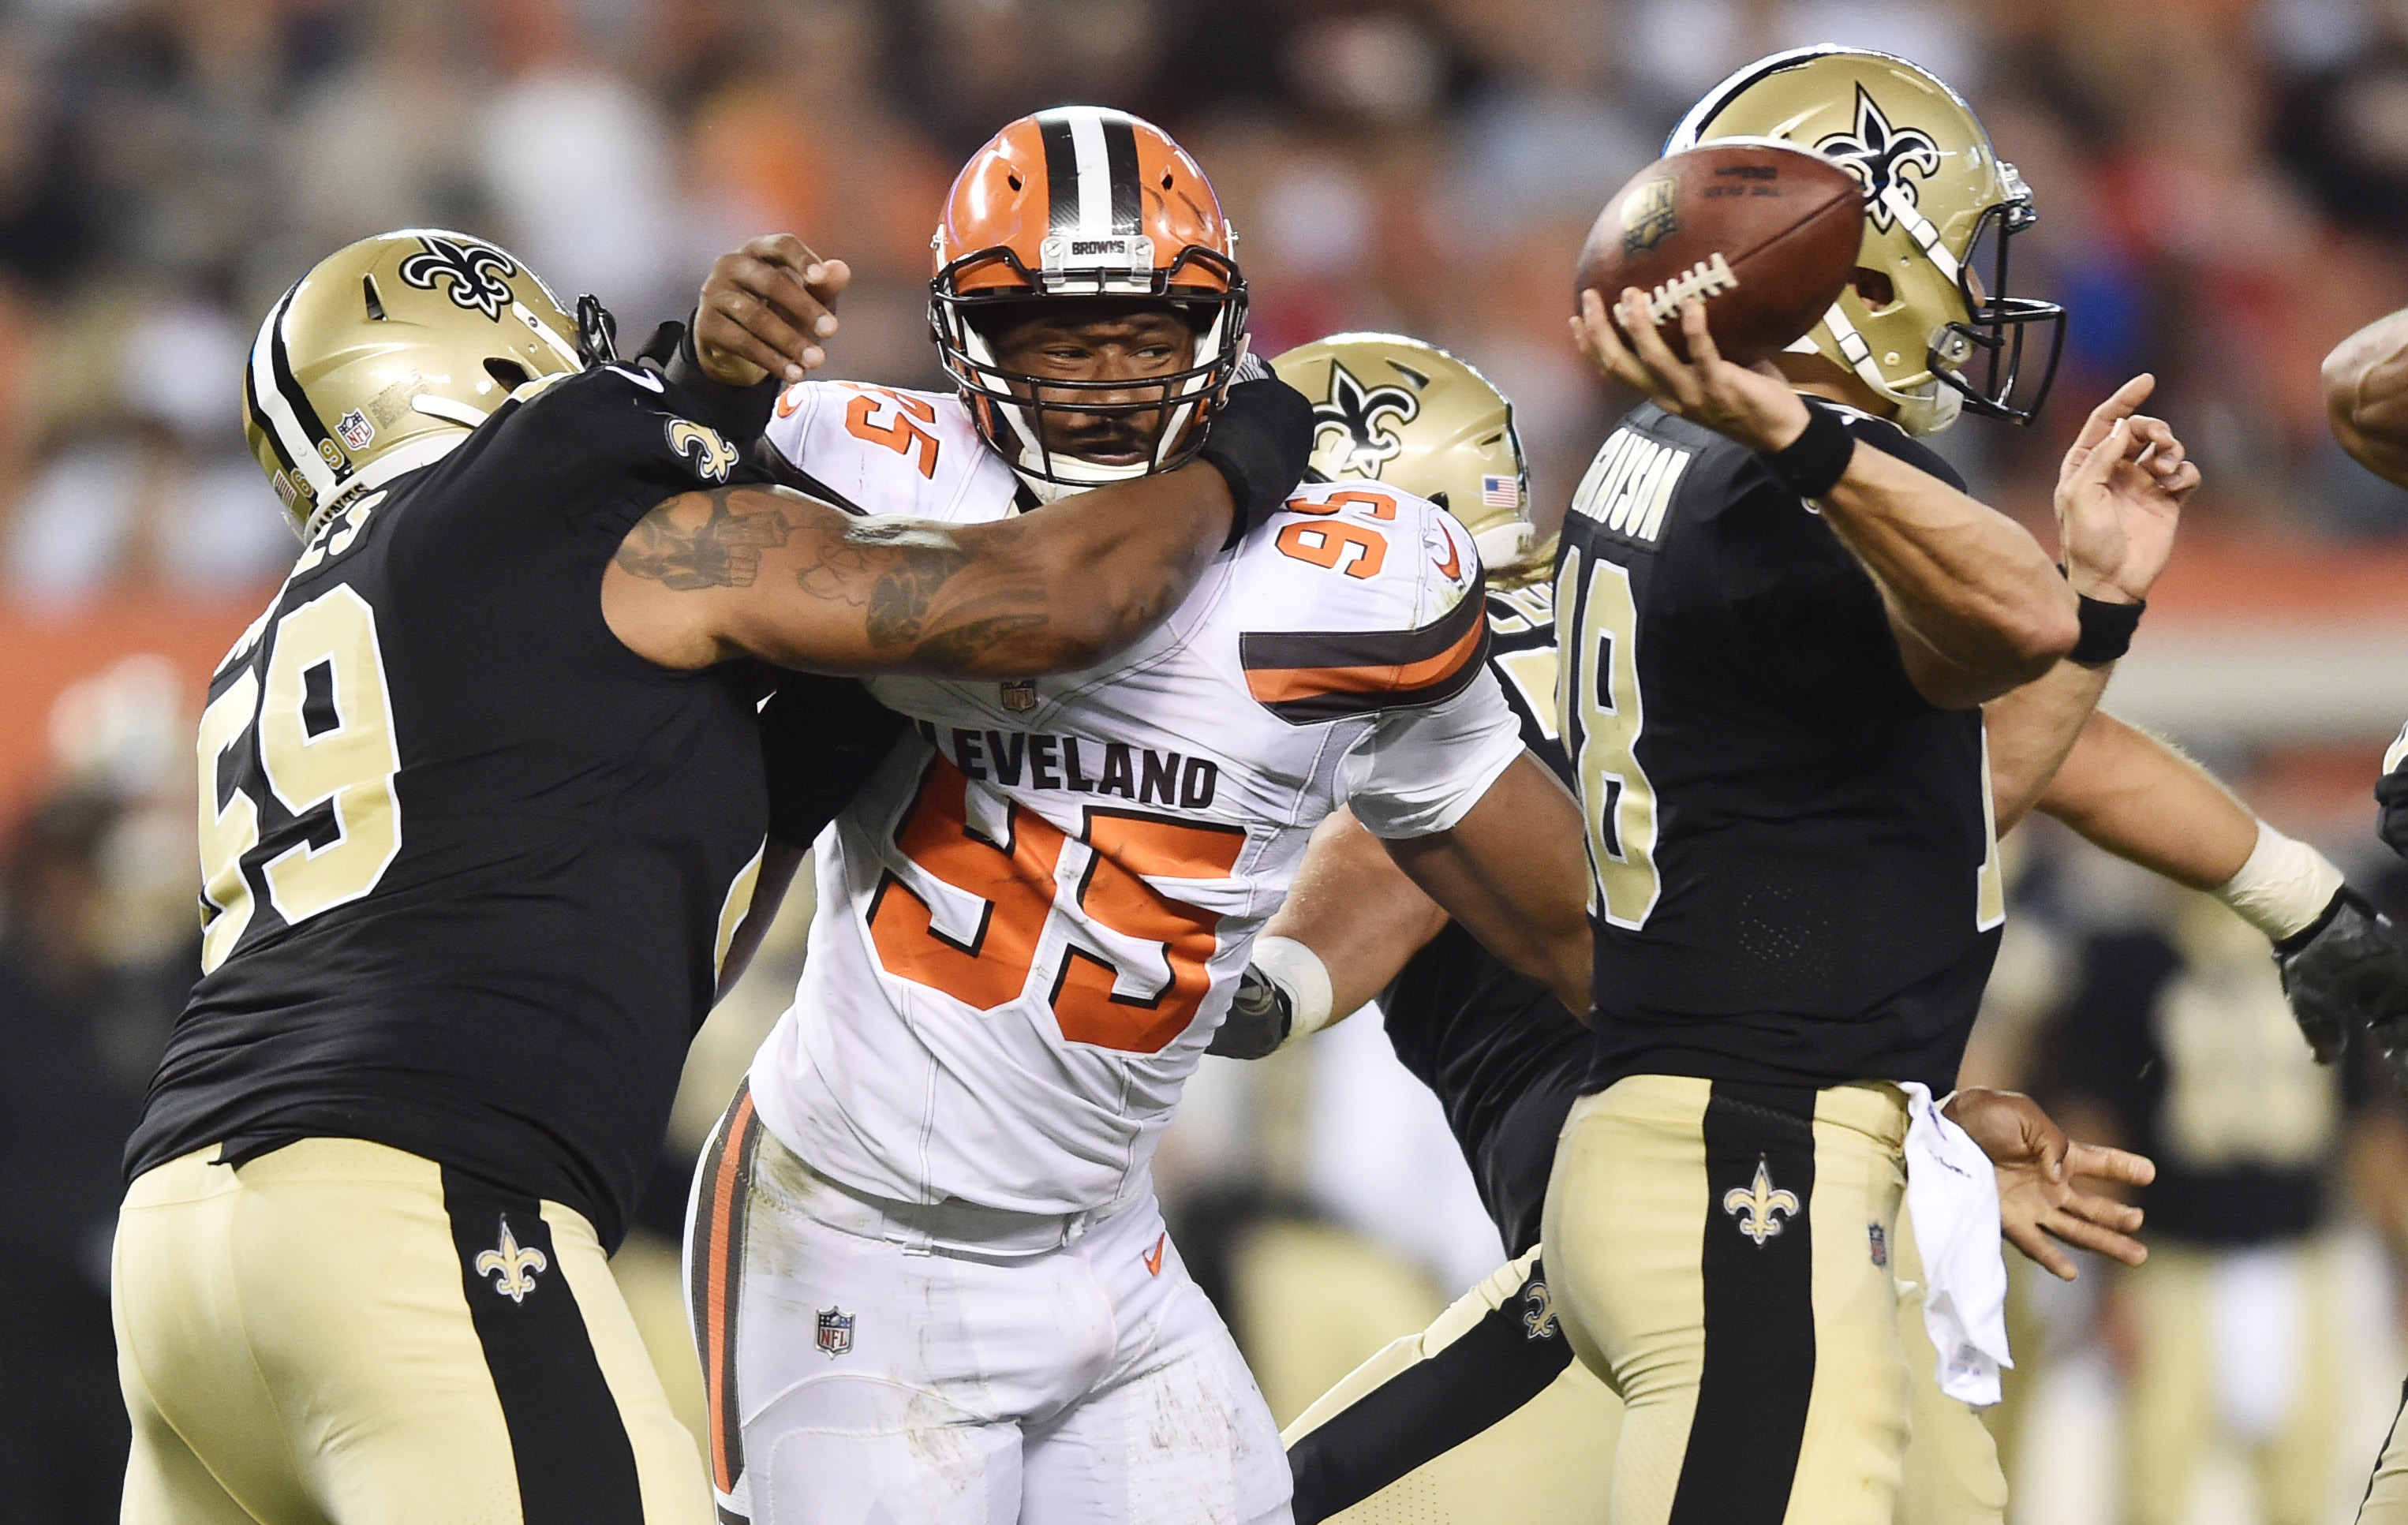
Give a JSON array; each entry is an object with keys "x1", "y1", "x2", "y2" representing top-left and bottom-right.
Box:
[
  {"x1": 2054, "y1": 374, "x2": 2199, "y2": 606},
  {"x1": 1569, "y1": 289, "x2": 1813, "y2": 454},
  {"x1": 694, "y1": 234, "x2": 851, "y2": 387},
  {"x1": 2277, "y1": 887, "x2": 2408, "y2": 1078},
  {"x1": 1946, "y1": 1087, "x2": 2153, "y2": 1281}
]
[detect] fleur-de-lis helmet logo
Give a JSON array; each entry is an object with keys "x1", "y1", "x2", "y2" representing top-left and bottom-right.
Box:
[
  {"x1": 1722, "y1": 1156, "x2": 1801, "y2": 1247},
  {"x1": 398, "y1": 234, "x2": 521, "y2": 322},
  {"x1": 1815, "y1": 86, "x2": 1943, "y2": 232},
  {"x1": 1313, "y1": 361, "x2": 1421, "y2": 479}
]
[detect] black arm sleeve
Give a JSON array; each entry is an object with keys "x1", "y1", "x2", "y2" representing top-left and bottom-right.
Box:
[
  {"x1": 634, "y1": 316, "x2": 783, "y2": 446},
  {"x1": 759, "y1": 677, "x2": 911, "y2": 847}
]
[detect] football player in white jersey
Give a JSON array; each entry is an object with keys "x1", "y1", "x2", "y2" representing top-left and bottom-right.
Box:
[{"x1": 680, "y1": 107, "x2": 1591, "y2": 1525}]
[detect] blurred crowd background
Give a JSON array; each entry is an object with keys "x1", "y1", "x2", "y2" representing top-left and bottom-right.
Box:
[{"x1": 6, "y1": 0, "x2": 2408, "y2": 1519}]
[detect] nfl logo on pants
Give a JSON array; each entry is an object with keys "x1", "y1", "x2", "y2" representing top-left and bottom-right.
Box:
[{"x1": 816, "y1": 1306, "x2": 854, "y2": 1357}]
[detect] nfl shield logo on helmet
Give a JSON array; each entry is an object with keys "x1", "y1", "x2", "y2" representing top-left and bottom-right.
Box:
[
  {"x1": 337, "y1": 409, "x2": 376, "y2": 452},
  {"x1": 815, "y1": 1306, "x2": 854, "y2": 1357}
]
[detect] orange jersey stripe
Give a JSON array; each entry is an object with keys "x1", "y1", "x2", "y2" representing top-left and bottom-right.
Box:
[{"x1": 1243, "y1": 613, "x2": 1485, "y2": 705}]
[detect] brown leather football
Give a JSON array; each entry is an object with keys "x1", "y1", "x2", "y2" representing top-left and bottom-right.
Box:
[{"x1": 1575, "y1": 140, "x2": 1865, "y2": 368}]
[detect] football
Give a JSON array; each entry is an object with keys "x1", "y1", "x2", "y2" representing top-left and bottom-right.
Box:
[{"x1": 1574, "y1": 139, "x2": 1866, "y2": 367}]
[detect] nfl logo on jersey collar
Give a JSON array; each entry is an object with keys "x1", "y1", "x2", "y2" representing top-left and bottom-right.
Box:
[{"x1": 816, "y1": 1306, "x2": 854, "y2": 1357}]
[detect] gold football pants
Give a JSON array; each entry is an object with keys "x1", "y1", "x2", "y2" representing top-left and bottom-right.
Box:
[
  {"x1": 1280, "y1": 1218, "x2": 2003, "y2": 1525},
  {"x1": 113, "y1": 1138, "x2": 709, "y2": 1525},
  {"x1": 1542, "y1": 1074, "x2": 1914, "y2": 1525}
]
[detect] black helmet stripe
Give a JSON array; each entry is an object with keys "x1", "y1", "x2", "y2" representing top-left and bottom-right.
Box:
[
  {"x1": 1101, "y1": 114, "x2": 1141, "y2": 234},
  {"x1": 264, "y1": 289, "x2": 338, "y2": 462},
  {"x1": 1035, "y1": 106, "x2": 1143, "y2": 237},
  {"x1": 1038, "y1": 110, "x2": 1082, "y2": 234},
  {"x1": 242, "y1": 346, "x2": 297, "y2": 477}
]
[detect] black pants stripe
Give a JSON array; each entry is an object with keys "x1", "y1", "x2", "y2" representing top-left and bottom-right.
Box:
[
  {"x1": 442, "y1": 1168, "x2": 645, "y2": 1525},
  {"x1": 1288, "y1": 1258, "x2": 1576, "y2": 1523},
  {"x1": 1666, "y1": 1082, "x2": 1819, "y2": 1524}
]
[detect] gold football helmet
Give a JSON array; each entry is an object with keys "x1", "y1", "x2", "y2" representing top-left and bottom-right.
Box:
[
  {"x1": 242, "y1": 229, "x2": 584, "y2": 537},
  {"x1": 1668, "y1": 47, "x2": 2065, "y2": 434},
  {"x1": 1271, "y1": 333, "x2": 1547, "y2": 584}
]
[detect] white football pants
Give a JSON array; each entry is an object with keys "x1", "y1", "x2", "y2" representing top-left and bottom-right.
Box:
[{"x1": 686, "y1": 1090, "x2": 1291, "y2": 1525}]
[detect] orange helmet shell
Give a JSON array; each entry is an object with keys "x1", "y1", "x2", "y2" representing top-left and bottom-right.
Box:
[{"x1": 933, "y1": 107, "x2": 1237, "y2": 299}]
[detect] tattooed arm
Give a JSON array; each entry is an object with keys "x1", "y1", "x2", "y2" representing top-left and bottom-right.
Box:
[{"x1": 600, "y1": 459, "x2": 1235, "y2": 675}]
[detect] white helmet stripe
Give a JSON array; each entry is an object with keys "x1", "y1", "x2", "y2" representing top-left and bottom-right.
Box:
[
  {"x1": 249, "y1": 290, "x2": 338, "y2": 502},
  {"x1": 1066, "y1": 108, "x2": 1113, "y2": 237}
]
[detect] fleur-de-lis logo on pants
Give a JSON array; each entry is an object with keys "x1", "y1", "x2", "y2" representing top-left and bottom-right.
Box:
[
  {"x1": 475, "y1": 1216, "x2": 548, "y2": 1303},
  {"x1": 1722, "y1": 1156, "x2": 1800, "y2": 1247},
  {"x1": 1815, "y1": 86, "x2": 1942, "y2": 232},
  {"x1": 1521, "y1": 1276, "x2": 1559, "y2": 1340},
  {"x1": 398, "y1": 234, "x2": 521, "y2": 321}
]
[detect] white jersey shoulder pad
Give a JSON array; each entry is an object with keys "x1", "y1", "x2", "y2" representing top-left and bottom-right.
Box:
[
  {"x1": 760, "y1": 381, "x2": 1015, "y2": 523},
  {"x1": 1229, "y1": 480, "x2": 1489, "y2": 723}
]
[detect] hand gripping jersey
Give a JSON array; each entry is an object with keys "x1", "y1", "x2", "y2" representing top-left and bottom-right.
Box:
[
  {"x1": 1556, "y1": 402, "x2": 2003, "y2": 1096},
  {"x1": 125, "y1": 365, "x2": 775, "y2": 1249},
  {"x1": 746, "y1": 382, "x2": 1524, "y2": 1215}
]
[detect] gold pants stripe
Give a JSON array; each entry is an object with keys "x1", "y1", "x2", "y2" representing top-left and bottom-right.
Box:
[
  {"x1": 1542, "y1": 1075, "x2": 1911, "y2": 1525},
  {"x1": 113, "y1": 1138, "x2": 709, "y2": 1525}
]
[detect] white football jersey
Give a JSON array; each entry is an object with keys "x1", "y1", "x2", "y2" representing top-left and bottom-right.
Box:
[{"x1": 746, "y1": 382, "x2": 1526, "y2": 1214}]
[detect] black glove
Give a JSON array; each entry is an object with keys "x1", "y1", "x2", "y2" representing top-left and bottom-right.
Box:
[
  {"x1": 2378, "y1": 752, "x2": 2408, "y2": 860},
  {"x1": 1206, "y1": 963, "x2": 1293, "y2": 1060},
  {"x1": 1195, "y1": 373, "x2": 1314, "y2": 549},
  {"x1": 2275, "y1": 886, "x2": 2408, "y2": 1072}
]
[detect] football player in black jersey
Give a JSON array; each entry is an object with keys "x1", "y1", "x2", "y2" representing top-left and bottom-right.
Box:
[
  {"x1": 1531, "y1": 47, "x2": 2209, "y2": 1525},
  {"x1": 1224, "y1": 331, "x2": 2406, "y2": 1523},
  {"x1": 2327, "y1": 308, "x2": 2408, "y2": 880},
  {"x1": 2313, "y1": 299, "x2": 2408, "y2": 1525},
  {"x1": 112, "y1": 228, "x2": 1314, "y2": 1525}
]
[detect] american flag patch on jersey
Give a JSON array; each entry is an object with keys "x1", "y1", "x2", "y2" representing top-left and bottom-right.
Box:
[{"x1": 1481, "y1": 475, "x2": 1519, "y2": 509}]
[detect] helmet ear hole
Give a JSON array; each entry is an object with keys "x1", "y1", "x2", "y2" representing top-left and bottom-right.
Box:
[
  {"x1": 1851, "y1": 267, "x2": 1898, "y2": 311},
  {"x1": 1427, "y1": 490, "x2": 1449, "y2": 510},
  {"x1": 484, "y1": 358, "x2": 531, "y2": 391}
]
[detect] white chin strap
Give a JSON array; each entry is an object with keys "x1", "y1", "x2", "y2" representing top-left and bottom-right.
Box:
[
  {"x1": 1473, "y1": 521, "x2": 1533, "y2": 567},
  {"x1": 1015, "y1": 453, "x2": 1149, "y2": 505},
  {"x1": 1810, "y1": 305, "x2": 1962, "y2": 439}
]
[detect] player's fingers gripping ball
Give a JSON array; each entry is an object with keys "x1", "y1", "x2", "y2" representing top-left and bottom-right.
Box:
[{"x1": 1576, "y1": 139, "x2": 1864, "y2": 368}]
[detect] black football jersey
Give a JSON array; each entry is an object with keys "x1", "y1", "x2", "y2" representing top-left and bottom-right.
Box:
[
  {"x1": 1556, "y1": 402, "x2": 2002, "y2": 1095},
  {"x1": 1376, "y1": 580, "x2": 1591, "y2": 1256},
  {"x1": 125, "y1": 364, "x2": 777, "y2": 1250}
]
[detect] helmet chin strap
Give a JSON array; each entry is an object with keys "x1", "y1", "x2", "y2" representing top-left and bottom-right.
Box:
[
  {"x1": 1012, "y1": 452, "x2": 1149, "y2": 505},
  {"x1": 1812, "y1": 305, "x2": 1962, "y2": 437},
  {"x1": 1892, "y1": 379, "x2": 1963, "y2": 437},
  {"x1": 1473, "y1": 522, "x2": 1533, "y2": 566}
]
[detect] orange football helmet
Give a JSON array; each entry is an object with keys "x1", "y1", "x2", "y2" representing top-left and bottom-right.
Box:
[{"x1": 929, "y1": 106, "x2": 1247, "y2": 494}]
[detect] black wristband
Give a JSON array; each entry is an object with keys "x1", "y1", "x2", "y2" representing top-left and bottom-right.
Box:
[
  {"x1": 653, "y1": 311, "x2": 783, "y2": 445},
  {"x1": 2070, "y1": 591, "x2": 2144, "y2": 666},
  {"x1": 1763, "y1": 398, "x2": 1856, "y2": 499}
]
